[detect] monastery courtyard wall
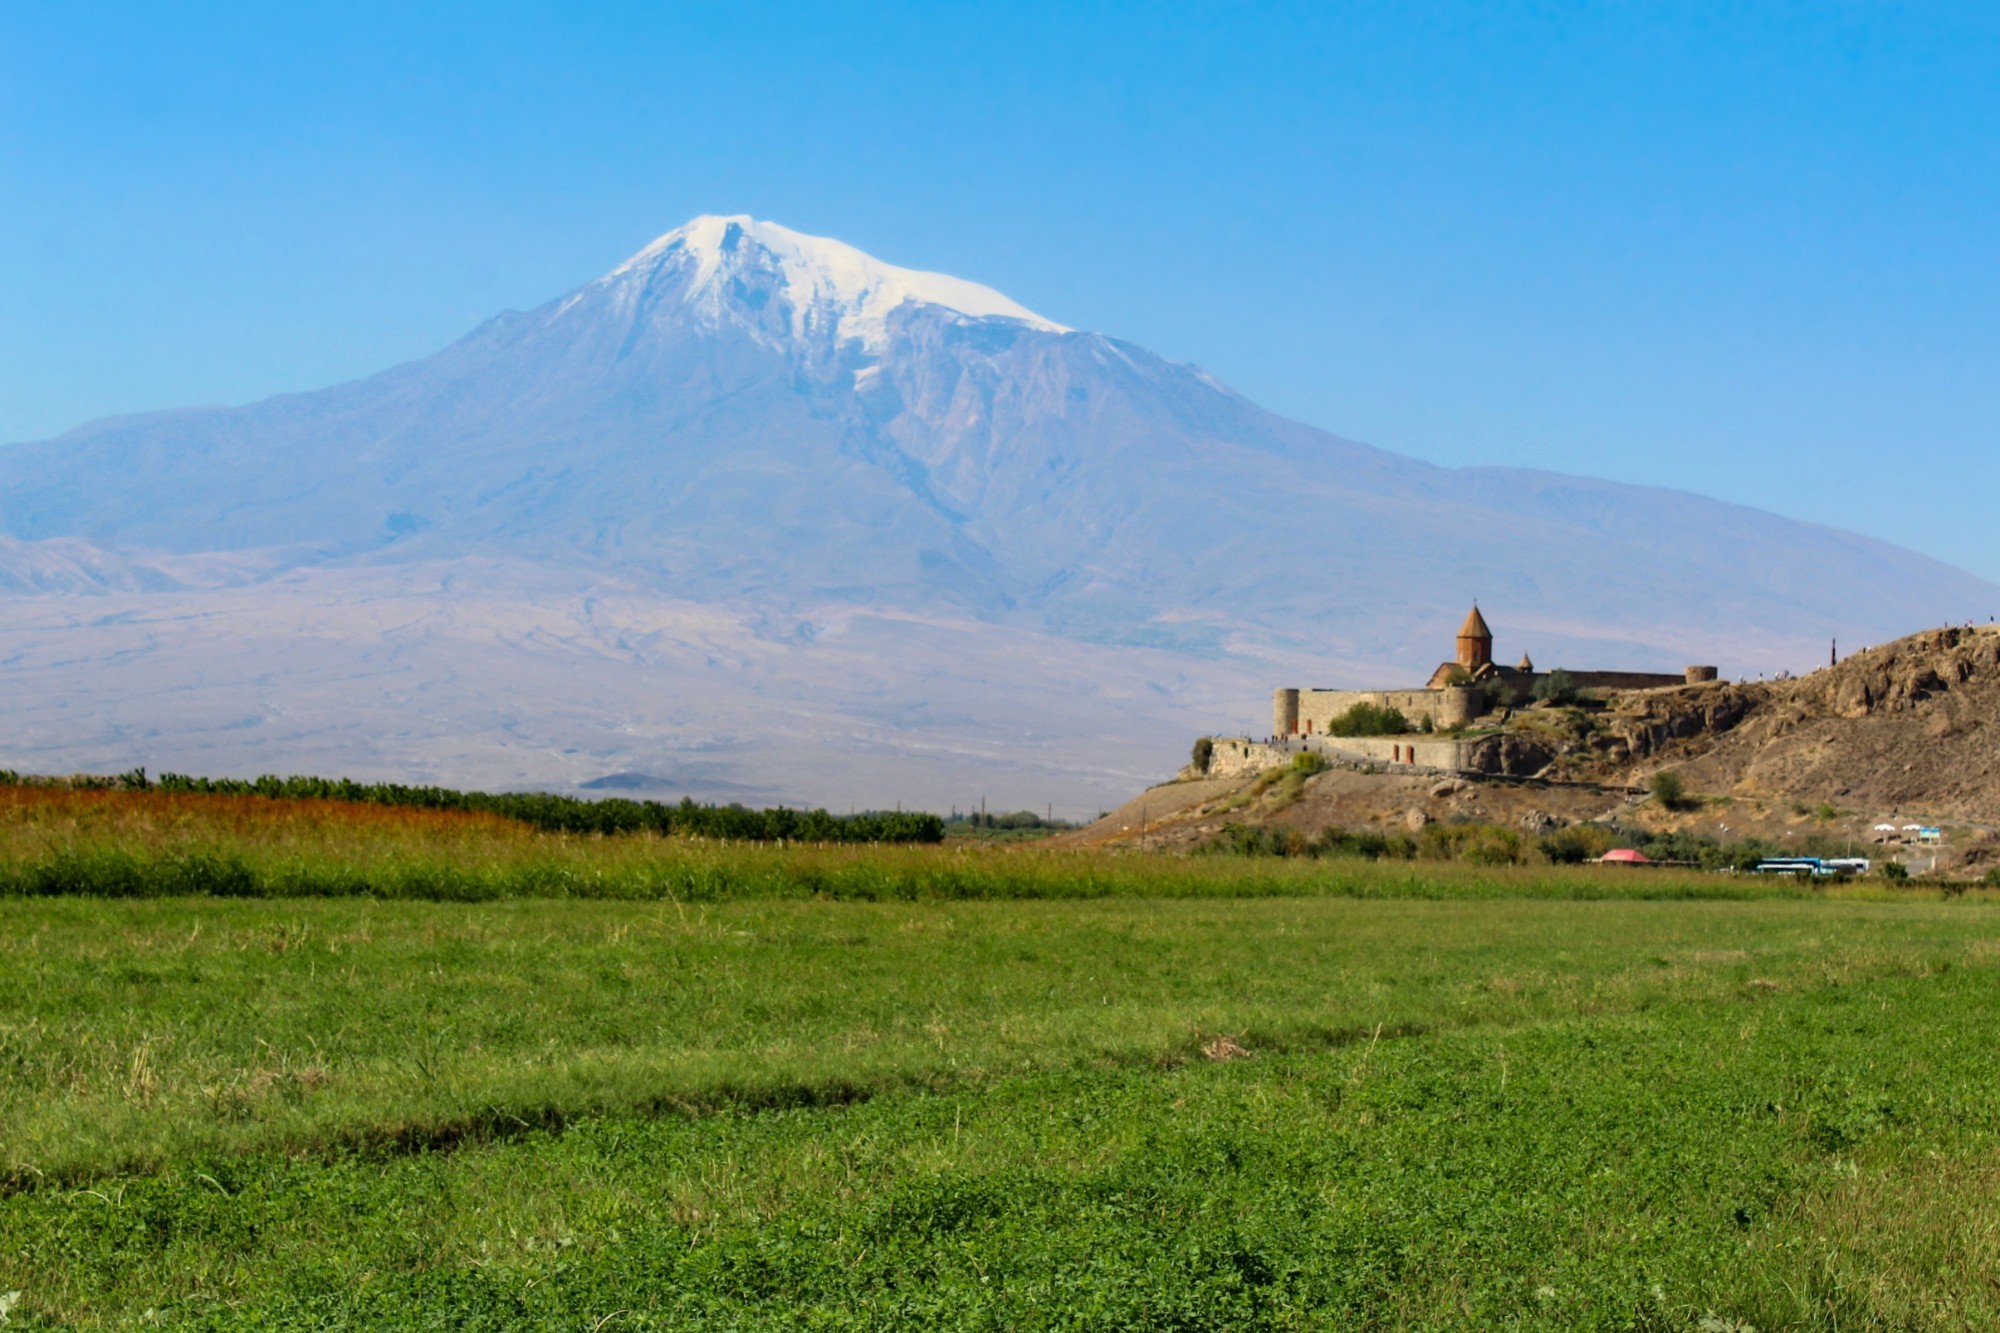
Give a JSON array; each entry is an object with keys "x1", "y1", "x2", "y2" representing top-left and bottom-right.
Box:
[
  {"x1": 1198, "y1": 734, "x2": 1474, "y2": 780},
  {"x1": 1275, "y1": 686, "x2": 1481, "y2": 736}
]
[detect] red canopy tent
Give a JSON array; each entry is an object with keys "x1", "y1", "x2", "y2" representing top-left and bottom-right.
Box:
[{"x1": 1598, "y1": 848, "x2": 1653, "y2": 865}]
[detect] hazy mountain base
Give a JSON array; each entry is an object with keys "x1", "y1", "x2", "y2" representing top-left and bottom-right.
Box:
[
  {"x1": 0, "y1": 560, "x2": 1321, "y2": 814},
  {"x1": 5, "y1": 555, "x2": 1994, "y2": 814}
]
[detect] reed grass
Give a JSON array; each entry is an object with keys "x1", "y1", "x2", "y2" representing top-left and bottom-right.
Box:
[{"x1": 0, "y1": 784, "x2": 1884, "y2": 903}]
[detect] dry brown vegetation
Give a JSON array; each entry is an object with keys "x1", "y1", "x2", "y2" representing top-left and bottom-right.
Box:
[{"x1": 0, "y1": 783, "x2": 529, "y2": 849}]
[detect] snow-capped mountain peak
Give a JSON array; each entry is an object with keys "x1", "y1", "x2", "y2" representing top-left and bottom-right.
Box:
[{"x1": 597, "y1": 214, "x2": 1069, "y2": 354}]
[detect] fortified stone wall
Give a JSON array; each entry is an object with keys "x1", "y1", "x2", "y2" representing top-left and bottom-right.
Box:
[
  {"x1": 1568, "y1": 670, "x2": 1695, "y2": 692},
  {"x1": 1194, "y1": 734, "x2": 1475, "y2": 780},
  {"x1": 1273, "y1": 607, "x2": 1724, "y2": 739},
  {"x1": 1277, "y1": 686, "x2": 1481, "y2": 735},
  {"x1": 1279, "y1": 671, "x2": 1721, "y2": 735},
  {"x1": 1320, "y1": 735, "x2": 1471, "y2": 770},
  {"x1": 1196, "y1": 737, "x2": 1293, "y2": 780},
  {"x1": 1296, "y1": 689, "x2": 1436, "y2": 735}
]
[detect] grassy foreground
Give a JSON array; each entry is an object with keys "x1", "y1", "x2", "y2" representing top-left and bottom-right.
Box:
[
  {"x1": 4, "y1": 788, "x2": 1999, "y2": 1327},
  {"x1": 3, "y1": 886, "x2": 1999, "y2": 1328}
]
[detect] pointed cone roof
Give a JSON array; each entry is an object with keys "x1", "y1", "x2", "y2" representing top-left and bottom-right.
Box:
[{"x1": 1458, "y1": 605, "x2": 1492, "y2": 640}]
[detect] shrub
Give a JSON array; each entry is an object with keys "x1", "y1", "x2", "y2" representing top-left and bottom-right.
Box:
[
  {"x1": 1417, "y1": 823, "x2": 1532, "y2": 866},
  {"x1": 1291, "y1": 751, "x2": 1328, "y2": 775},
  {"x1": 1325, "y1": 703, "x2": 1409, "y2": 738},
  {"x1": 1649, "y1": 771, "x2": 1690, "y2": 811},
  {"x1": 1202, "y1": 822, "x2": 1413, "y2": 861},
  {"x1": 1532, "y1": 669, "x2": 1578, "y2": 706},
  {"x1": 1311, "y1": 828, "x2": 1414, "y2": 860},
  {"x1": 1984, "y1": 867, "x2": 2000, "y2": 888},
  {"x1": 1636, "y1": 829, "x2": 1726, "y2": 867},
  {"x1": 1540, "y1": 824, "x2": 1620, "y2": 865},
  {"x1": 1204, "y1": 823, "x2": 1305, "y2": 857},
  {"x1": 1190, "y1": 737, "x2": 1214, "y2": 776},
  {"x1": 1461, "y1": 827, "x2": 1528, "y2": 866},
  {"x1": 1880, "y1": 861, "x2": 1909, "y2": 882}
]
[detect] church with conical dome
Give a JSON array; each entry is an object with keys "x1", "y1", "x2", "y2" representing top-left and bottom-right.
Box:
[
  {"x1": 1454, "y1": 605, "x2": 1493, "y2": 671},
  {"x1": 1422, "y1": 603, "x2": 1532, "y2": 690}
]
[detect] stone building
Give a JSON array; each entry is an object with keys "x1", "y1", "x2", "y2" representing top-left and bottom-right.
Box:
[{"x1": 1272, "y1": 605, "x2": 1720, "y2": 737}]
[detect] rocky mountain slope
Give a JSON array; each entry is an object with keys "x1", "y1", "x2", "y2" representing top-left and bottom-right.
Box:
[
  {"x1": 1, "y1": 216, "x2": 1994, "y2": 806},
  {"x1": 1577, "y1": 624, "x2": 2000, "y2": 822}
]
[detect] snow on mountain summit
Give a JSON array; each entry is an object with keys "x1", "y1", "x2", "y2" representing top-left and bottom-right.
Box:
[{"x1": 593, "y1": 214, "x2": 1069, "y2": 354}]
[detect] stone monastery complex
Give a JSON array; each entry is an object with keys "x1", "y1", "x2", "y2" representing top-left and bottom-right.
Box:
[{"x1": 1274, "y1": 605, "x2": 1721, "y2": 739}]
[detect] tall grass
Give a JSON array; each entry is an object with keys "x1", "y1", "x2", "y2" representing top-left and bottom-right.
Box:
[
  {"x1": 0, "y1": 786, "x2": 1865, "y2": 903},
  {"x1": 0, "y1": 767, "x2": 946, "y2": 842}
]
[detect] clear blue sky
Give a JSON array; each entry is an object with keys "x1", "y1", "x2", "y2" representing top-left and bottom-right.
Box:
[{"x1": 4, "y1": 1, "x2": 1997, "y2": 580}]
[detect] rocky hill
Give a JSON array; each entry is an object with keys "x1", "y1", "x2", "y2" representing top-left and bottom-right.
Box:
[
  {"x1": 1068, "y1": 623, "x2": 2000, "y2": 856},
  {"x1": 1565, "y1": 624, "x2": 2000, "y2": 822}
]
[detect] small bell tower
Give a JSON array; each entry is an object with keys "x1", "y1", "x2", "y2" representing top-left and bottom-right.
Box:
[{"x1": 1456, "y1": 604, "x2": 1493, "y2": 671}]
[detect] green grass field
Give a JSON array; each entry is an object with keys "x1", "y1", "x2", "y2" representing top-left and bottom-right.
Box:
[{"x1": 3, "y1": 792, "x2": 1998, "y2": 1327}]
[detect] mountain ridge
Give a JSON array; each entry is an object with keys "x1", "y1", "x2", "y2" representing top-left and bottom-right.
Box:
[{"x1": 0, "y1": 216, "x2": 1992, "y2": 807}]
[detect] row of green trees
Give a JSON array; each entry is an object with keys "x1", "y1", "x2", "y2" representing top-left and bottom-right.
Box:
[{"x1": 0, "y1": 769, "x2": 945, "y2": 843}]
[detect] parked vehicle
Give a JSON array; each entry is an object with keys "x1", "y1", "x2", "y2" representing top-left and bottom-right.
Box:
[
  {"x1": 1752, "y1": 857, "x2": 1826, "y2": 877},
  {"x1": 1752, "y1": 857, "x2": 1870, "y2": 878}
]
